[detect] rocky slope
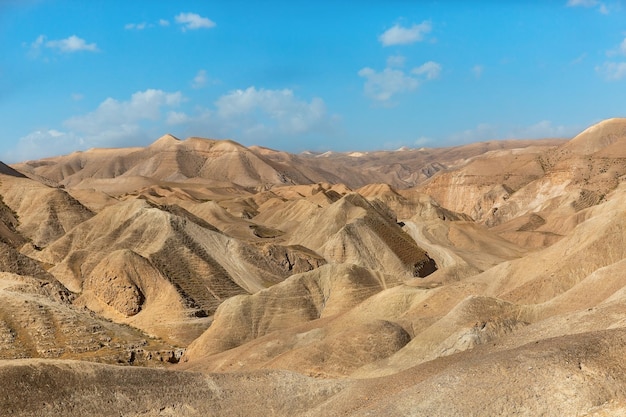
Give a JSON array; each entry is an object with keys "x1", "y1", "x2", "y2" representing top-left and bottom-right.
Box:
[{"x1": 1, "y1": 119, "x2": 626, "y2": 416}]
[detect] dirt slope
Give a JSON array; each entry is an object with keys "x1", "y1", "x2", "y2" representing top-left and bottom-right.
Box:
[{"x1": 2, "y1": 119, "x2": 626, "y2": 416}]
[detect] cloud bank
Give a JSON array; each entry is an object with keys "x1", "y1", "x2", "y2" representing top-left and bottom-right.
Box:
[{"x1": 8, "y1": 87, "x2": 336, "y2": 161}]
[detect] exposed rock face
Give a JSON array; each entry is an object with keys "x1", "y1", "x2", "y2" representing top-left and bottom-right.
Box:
[
  {"x1": 83, "y1": 252, "x2": 147, "y2": 317},
  {"x1": 260, "y1": 244, "x2": 327, "y2": 274}
]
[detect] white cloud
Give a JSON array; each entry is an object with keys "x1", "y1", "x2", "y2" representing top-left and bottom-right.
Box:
[
  {"x1": 358, "y1": 61, "x2": 441, "y2": 103},
  {"x1": 47, "y1": 129, "x2": 65, "y2": 138},
  {"x1": 6, "y1": 129, "x2": 83, "y2": 162},
  {"x1": 65, "y1": 89, "x2": 183, "y2": 136},
  {"x1": 596, "y1": 62, "x2": 626, "y2": 80},
  {"x1": 165, "y1": 87, "x2": 337, "y2": 143},
  {"x1": 412, "y1": 61, "x2": 441, "y2": 80},
  {"x1": 125, "y1": 22, "x2": 149, "y2": 30},
  {"x1": 31, "y1": 35, "x2": 45, "y2": 49},
  {"x1": 379, "y1": 22, "x2": 432, "y2": 46},
  {"x1": 192, "y1": 69, "x2": 208, "y2": 89},
  {"x1": 7, "y1": 87, "x2": 337, "y2": 161},
  {"x1": 71, "y1": 93, "x2": 84, "y2": 101},
  {"x1": 598, "y1": 39, "x2": 626, "y2": 79},
  {"x1": 175, "y1": 12, "x2": 215, "y2": 31},
  {"x1": 124, "y1": 19, "x2": 175, "y2": 30},
  {"x1": 166, "y1": 111, "x2": 192, "y2": 125},
  {"x1": 472, "y1": 64, "x2": 484, "y2": 78},
  {"x1": 358, "y1": 67, "x2": 420, "y2": 102},
  {"x1": 27, "y1": 35, "x2": 46, "y2": 58},
  {"x1": 215, "y1": 87, "x2": 331, "y2": 135},
  {"x1": 386, "y1": 55, "x2": 406, "y2": 68},
  {"x1": 8, "y1": 89, "x2": 186, "y2": 160},
  {"x1": 45, "y1": 35, "x2": 98, "y2": 53}
]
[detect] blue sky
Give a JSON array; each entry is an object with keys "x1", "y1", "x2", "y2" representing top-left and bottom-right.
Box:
[{"x1": 2, "y1": 0, "x2": 626, "y2": 162}]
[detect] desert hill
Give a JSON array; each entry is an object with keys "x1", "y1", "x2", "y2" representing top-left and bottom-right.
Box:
[
  {"x1": 15, "y1": 135, "x2": 565, "y2": 191},
  {"x1": 2, "y1": 119, "x2": 626, "y2": 416}
]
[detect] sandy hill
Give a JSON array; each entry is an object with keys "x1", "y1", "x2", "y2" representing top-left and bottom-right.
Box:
[
  {"x1": 14, "y1": 135, "x2": 566, "y2": 194},
  {"x1": 417, "y1": 118, "x2": 626, "y2": 249},
  {"x1": 0, "y1": 173, "x2": 93, "y2": 248},
  {"x1": 13, "y1": 135, "x2": 303, "y2": 190},
  {"x1": 4, "y1": 119, "x2": 626, "y2": 416},
  {"x1": 28, "y1": 198, "x2": 332, "y2": 344},
  {"x1": 287, "y1": 192, "x2": 436, "y2": 277},
  {"x1": 253, "y1": 138, "x2": 565, "y2": 189}
]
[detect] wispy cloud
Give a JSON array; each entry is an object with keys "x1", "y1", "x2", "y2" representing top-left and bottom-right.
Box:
[
  {"x1": 412, "y1": 61, "x2": 441, "y2": 80},
  {"x1": 567, "y1": 0, "x2": 598, "y2": 6},
  {"x1": 414, "y1": 136, "x2": 432, "y2": 147},
  {"x1": 447, "y1": 120, "x2": 579, "y2": 145},
  {"x1": 166, "y1": 111, "x2": 191, "y2": 125},
  {"x1": 597, "y1": 37, "x2": 626, "y2": 80},
  {"x1": 30, "y1": 35, "x2": 98, "y2": 55},
  {"x1": 45, "y1": 35, "x2": 98, "y2": 53},
  {"x1": 125, "y1": 22, "x2": 149, "y2": 30},
  {"x1": 508, "y1": 120, "x2": 577, "y2": 138},
  {"x1": 358, "y1": 60, "x2": 442, "y2": 103},
  {"x1": 596, "y1": 62, "x2": 626, "y2": 80},
  {"x1": 123, "y1": 13, "x2": 214, "y2": 32},
  {"x1": 31, "y1": 35, "x2": 45, "y2": 49},
  {"x1": 379, "y1": 22, "x2": 432, "y2": 46},
  {"x1": 192, "y1": 69, "x2": 208, "y2": 89},
  {"x1": 566, "y1": 0, "x2": 609, "y2": 14},
  {"x1": 448, "y1": 123, "x2": 499, "y2": 144},
  {"x1": 606, "y1": 37, "x2": 626, "y2": 57},
  {"x1": 27, "y1": 35, "x2": 46, "y2": 58},
  {"x1": 175, "y1": 12, "x2": 216, "y2": 31},
  {"x1": 386, "y1": 55, "x2": 406, "y2": 68},
  {"x1": 124, "y1": 18, "x2": 173, "y2": 30},
  {"x1": 358, "y1": 67, "x2": 420, "y2": 102},
  {"x1": 570, "y1": 53, "x2": 587, "y2": 65}
]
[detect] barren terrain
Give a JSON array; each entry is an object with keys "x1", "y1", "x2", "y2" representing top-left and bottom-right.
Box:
[{"x1": 2, "y1": 119, "x2": 626, "y2": 416}]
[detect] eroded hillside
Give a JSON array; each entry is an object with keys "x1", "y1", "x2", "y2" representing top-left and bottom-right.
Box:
[{"x1": 3, "y1": 119, "x2": 626, "y2": 416}]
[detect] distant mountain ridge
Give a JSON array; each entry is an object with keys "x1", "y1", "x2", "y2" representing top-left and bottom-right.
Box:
[{"x1": 13, "y1": 134, "x2": 566, "y2": 190}]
